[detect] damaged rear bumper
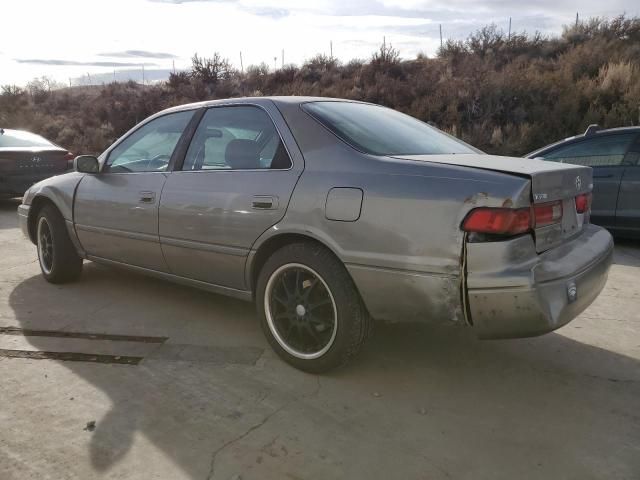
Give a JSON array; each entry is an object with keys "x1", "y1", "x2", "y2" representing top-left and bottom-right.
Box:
[{"x1": 466, "y1": 224, "x2": 613, "y2": 339}]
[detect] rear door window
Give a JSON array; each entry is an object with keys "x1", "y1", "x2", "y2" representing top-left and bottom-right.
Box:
[
  {"x1": 182, "y1": 106, "x2": 292, "y2": 171},
  {"x1": 542, "y1": 133, "x2": 636, "y2": 167}
]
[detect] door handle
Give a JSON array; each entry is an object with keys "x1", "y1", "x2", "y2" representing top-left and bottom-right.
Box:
[
  {"x1": 139, "y1": 191, "x2": 156, "y2": 203},
  {"x1": 252, "y1": 195, "x2": 278, "y2": 210}
]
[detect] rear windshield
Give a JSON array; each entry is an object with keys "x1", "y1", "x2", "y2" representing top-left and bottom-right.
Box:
[
  {"x1": 303, "y1": 101, "x2": 478, "y2": 156},
  {"x1": 0, "y1": 130, "x2": 54, "y2": 148}
]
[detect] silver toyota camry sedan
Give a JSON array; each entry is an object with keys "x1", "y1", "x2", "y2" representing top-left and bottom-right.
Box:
[{"x1": 18, "y1": 97, "x2": 614, "y2": 372}]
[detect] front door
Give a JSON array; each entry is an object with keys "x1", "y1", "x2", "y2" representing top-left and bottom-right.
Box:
[
  {"x1": 74, "y1": 110, "x2": 195, "y2": 271},
  {"x1": 159, "y1": 103, "x2": 302, "y2": 290}
]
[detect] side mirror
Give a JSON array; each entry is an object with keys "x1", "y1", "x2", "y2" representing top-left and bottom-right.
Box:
[{"x1": 74, "y1": 155, "x2": 100, "y2": 174}]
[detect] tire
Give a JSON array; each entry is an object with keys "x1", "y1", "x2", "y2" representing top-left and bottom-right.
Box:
[
  {"x1": 256, "y1": 242, "x2": 371, "y2": 373},
  {"x1": 36, "y1": 205, "x2": 83, "y2": 283}
]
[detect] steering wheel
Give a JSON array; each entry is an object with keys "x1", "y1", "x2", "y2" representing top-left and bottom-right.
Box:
[{"x1": 148, "y1": 154, "x2": 171, "y2": 170}]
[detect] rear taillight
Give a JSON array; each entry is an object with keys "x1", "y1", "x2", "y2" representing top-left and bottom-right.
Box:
[
  {"x1": 463, "y1": 200, "x2": 564, "y2": 236},
  {"x1": 532, "y1": 201, "x2": 563, "y2": 227},
  {"x1": 575, "y1": 193, "x2": 592, "y2": 214},
  {"x1": 64, "y1": 152, "x2": 74, "y2": 169},
  {"x1": 462, "y1": 207, "x2": 531, "y2": 235}
]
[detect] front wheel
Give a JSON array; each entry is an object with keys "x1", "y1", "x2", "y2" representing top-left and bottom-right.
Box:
[
  {"x1": 36, "y1": 205, "x2": 83, "y2": 283},
  {"x1": 256, "y1": 242, "x2": 370, "y2": 373}
]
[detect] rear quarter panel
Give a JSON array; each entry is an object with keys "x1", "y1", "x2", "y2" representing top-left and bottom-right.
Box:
[{"x1": 255, "y1": 101, "x2": 532, "y2": 324}]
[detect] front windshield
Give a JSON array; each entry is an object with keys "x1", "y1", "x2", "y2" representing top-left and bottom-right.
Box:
[{"x1": 303, "y1": 101, "x2": 479, "y2": 156}]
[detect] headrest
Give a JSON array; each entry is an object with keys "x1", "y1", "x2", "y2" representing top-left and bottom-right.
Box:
[{"x1": 225, "y1": 139, "x2": 261, "y2": 169}]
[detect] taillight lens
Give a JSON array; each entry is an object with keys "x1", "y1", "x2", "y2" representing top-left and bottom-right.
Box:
[
  {"x1": 575, "y1": 193, "x2": 591, "y2": 214},
  {"x1": 533, "y1": 201, "x2": 563, "y2": 227},
  {"x1": 462, "y1": 207, "x2": 531, "y2": 235},
  {"x1": 64, "y1": 152, "x2": 74, "y2": 169}
]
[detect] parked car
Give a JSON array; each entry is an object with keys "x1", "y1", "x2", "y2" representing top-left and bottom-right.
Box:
[
  {"x1": 0, "y1": 128, "x2": 73, "y2": 197},
  {"x1": 527, "y1": 125, "x2": 640, "y2": 237},
  {"x1": 17, "y1": 98, "x2": 613, "y2": 372}
]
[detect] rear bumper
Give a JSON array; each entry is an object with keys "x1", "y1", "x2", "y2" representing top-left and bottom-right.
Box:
[
  {"x1": 0, "y1": 174, "x2": 53, "y2": 195},
  {"x1": 467, "y1": 224, "x2": 614, "y2": 339}
]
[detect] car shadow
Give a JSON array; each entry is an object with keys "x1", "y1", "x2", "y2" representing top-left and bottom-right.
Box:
[{"x1": 6, "y1": 262, "x2": 640, "y2": 479}]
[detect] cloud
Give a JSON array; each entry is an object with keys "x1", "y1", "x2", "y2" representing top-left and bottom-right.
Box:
[
  {"x1": 15, "y1": 59, "x2": 158, "y2": 67},
  {"x1": 243, "y1": 6, "x2": 289, "y2": 19},
  {"x1": 147, "y1": 0, "x2": 236, "y2": 3},
  {"x1": 97, "y1": 50, "x2": 178, "y2": 59}
]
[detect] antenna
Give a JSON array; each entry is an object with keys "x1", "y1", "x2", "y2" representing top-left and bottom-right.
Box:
[
  {"x1": 439, "y1": 24, "x2": 443, "y2": 49},
  {"x1": 330, "y1": 40, "x2": 333, "y2": 58},
  {"x1": 273, "y1": 56, "x2": 277, "y2": 71},
  {"x1": 576, "y1": 12, "x2": 579, "y2": 28},
  {"x1": 239, "y1": 51, "x2": 244, "y2": 73},
  {"x1": 508, "y1": 17, "x2": 512, "y2": 40}
]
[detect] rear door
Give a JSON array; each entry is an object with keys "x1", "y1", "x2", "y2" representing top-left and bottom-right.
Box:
[
  {"x1": 159, "y1": 103, "x2": 302, "y2": 290},
  {"x1": 74, "y1": 110, "x2": 194, "y2": 271},
  {"x1": 615, "y1": 133, "x2": 640, "y2": 233},
  {"x1": 537, "y1": 133, "x2": 637, "y2": 228}
]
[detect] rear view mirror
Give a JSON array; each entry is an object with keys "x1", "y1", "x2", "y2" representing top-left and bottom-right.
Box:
[{"x1": 74, "y1": 155, "x2": 100, "y2": 173}]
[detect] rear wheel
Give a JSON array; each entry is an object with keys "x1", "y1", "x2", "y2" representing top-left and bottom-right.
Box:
[
  {"x1": 36, "y1": 205, "x2": 83, "y2": 283},
  {"x1": 256, "y1": 242, "x2": 370, "y2": 373}
]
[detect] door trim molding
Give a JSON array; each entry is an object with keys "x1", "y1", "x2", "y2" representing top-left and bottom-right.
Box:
[
  {"x1": 160, "y1": 235, "x2": 249, "y2": 257},
  {"x1": 75, "y1": 223, "x2": 159, "y2": 244}
]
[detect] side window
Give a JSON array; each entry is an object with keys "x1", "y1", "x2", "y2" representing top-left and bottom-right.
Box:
[
  {"x1": 105, "y1": 110, "x2": 194, "y2": 173},
  {"x1": 543, "y1": 133, "x2": 636, "y2": 167},
  {"x1": 182, "y1": 106, "x2": 292, "y2": 171},
  {"x1": 623, "y1": 134, "x2": 640, "y2": 166}
]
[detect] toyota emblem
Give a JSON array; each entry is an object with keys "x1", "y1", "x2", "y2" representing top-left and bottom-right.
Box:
[{"x1": 575, "y1": 176, "x2": 582, "y2": 190}]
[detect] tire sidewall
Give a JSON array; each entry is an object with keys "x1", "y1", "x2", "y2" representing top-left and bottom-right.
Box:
[
  {"x1": 256, "y1": 243, "x2": 364, "y2": 373},
  {"x1": 36, "y1": 205, "x2": 82, "y2": 283}
]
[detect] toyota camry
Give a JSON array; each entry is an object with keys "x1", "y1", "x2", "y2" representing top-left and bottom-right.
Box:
[{"x1": 18, "y1": 97, "x2": 613, "y2": 372}]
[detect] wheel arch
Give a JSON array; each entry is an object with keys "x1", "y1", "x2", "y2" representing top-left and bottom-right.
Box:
[
  {"x1": 248, "y1": 231, "x2": 347, "y2": 298},
  {"x1": 27, "y1": 195, "x2": 60, "y2": 244}
]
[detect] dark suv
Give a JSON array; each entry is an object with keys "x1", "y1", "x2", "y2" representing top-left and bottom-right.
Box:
[{"x1": 527, "y1": 125, "x2": 640, "y2": 237}]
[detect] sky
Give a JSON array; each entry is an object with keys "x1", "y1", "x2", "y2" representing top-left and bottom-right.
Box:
[{"x1": 0, "y1": 0, "x2": 638, "y2": 86}]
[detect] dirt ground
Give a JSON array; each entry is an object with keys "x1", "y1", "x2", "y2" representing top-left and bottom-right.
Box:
[{"x1": 0, "y1": 197, "x2": 638, "y2": 480}]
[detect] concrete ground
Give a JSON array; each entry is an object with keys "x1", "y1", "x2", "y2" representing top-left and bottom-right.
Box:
[{"x1": 0, "y1": 197, "x2": 638, "y2": 480}]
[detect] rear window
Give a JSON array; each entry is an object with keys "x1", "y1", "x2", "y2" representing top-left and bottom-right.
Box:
[
  {"x1": 0, "y1": 130, "x2": 54, "y2": 148},
  {"x1": 303, "y1": 101, "x2": 477, "y2": 156}
]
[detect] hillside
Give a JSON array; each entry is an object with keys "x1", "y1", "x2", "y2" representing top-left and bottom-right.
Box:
[{"x1": 1, "y1": 16, "x2": 639, "y2": 157}]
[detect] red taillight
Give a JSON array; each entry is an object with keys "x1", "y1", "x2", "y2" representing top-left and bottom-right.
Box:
[
  {"x1": 575, "y1": 193, "x2": 591, "y2": 214},
  {"x1": 64, "y1": 152, "x2": 74, "y2": 169},
  {"x1": 462, "y1": 207, "x2": 531, "y2": 235},
  {"x1": 533, "y1": 201, "x2": 563, "y2": 227}
]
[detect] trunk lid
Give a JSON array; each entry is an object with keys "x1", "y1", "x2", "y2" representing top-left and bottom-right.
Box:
[
  {"x1": 0, "y1": 147, "x2": 71, "y2": 176},
  {"x1": 393, "y1": 154, "x2": 593, "y2": 252}
]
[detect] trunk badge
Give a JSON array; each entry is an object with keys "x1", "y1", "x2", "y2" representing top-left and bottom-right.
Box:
[
  {"x1": 567, "y1": 282, "x2": 577, "y2": 303},
  {"x1": 575, "y1": 176, "x2": 582, "y2": 190}
]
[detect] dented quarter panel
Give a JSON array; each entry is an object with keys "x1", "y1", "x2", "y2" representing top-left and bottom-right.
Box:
[{"x1": 256, "y1": 99, "x2": 534, "y2": 324}]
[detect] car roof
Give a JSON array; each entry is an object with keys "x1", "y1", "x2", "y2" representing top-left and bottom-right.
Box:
[
  {"x1": 526, "y1": 126, "x2": 640, "y2": 158},
  {"x1": 157, "y1": 96, "x2": 366, "y2": 115}
]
